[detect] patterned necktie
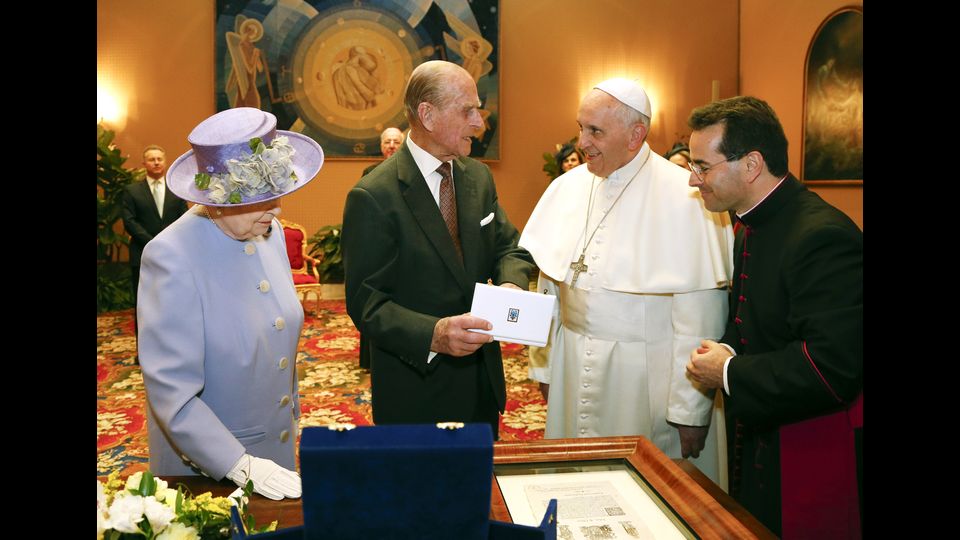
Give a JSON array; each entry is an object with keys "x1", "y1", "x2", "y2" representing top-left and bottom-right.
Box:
[
  {"x1": 436, "y1": 162, "x2": 462, "y2": 261},
  {"x1": 151, "y1": 180, "x2": 164, "y2": 218}
]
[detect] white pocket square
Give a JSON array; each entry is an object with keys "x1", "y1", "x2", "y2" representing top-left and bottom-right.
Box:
[{"x1": 480, "y1": 212, "x2": 495, "y2": 227}]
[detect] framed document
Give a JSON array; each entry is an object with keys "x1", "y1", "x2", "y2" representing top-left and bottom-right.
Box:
[{"x1": 492, "y1": 436, "x2": 761, "y2": 539}]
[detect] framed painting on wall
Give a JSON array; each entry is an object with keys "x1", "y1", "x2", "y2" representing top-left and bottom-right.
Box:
[
  {"x1": 801, "y1": 7, "x2": 863, "y2": 184},
  {"x1": 214, "y1": 0, "x2": 501, "y2": 160}
]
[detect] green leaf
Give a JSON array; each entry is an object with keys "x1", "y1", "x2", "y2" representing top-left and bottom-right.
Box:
[
  {"x1": 249, "y1": 137, "x2": 263, "y2": 152},
  {"x1": 138, "y1": 470, "x2": 157, "y2": 497},
  {"x1": 228, "y1": 192, "x2": 243, "y2": 204},
  {"x1": 194, "y1": 172, "x2": 211, "y2": 190}
]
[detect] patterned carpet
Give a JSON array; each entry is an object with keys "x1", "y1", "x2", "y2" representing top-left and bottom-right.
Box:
[{"x1": 97, "y1": 300, "x2": 546, "y2": 477}]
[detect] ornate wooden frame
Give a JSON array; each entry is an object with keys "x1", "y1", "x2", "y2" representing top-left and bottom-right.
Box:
[
  {"x1": 491, "y1": 436, "x2": 770, "y2": 539},
  {"x1": 800, "y1": 6, "x2": 863, "y2": 185}
]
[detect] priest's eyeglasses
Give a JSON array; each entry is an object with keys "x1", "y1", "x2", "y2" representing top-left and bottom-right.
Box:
[{"x1": 687, "y1": 153, "x2": 745, "y2": 181}]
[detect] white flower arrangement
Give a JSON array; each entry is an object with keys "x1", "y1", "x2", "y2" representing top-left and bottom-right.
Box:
[
  {"x1": 97, "y1": 470, "x2": 276, "y2": 539},
  {"x1": 195, "y1": 136, "x2": 298, "y2": 204}
]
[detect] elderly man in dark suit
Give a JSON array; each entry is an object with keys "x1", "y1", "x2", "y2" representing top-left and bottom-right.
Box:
[
  {"x1": 342, "y1": 60, "x2": 533, "y2": 438},
  {"x1": 121, "y1": 145, "x2": 188, "y2": 331},
  {"x1": 361, "y1": 127, "x2": 404, "y2": 177},
  {"x1": 357, "y1": 126, "x2": 405, "y2": 372}
]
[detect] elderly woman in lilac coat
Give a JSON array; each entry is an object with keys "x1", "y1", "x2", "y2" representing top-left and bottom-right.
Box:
[{"x1": 137, "y1": 108, "x2": 323, "y2": 500}]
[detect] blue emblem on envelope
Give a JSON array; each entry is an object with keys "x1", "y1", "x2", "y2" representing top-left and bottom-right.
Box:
[{"x1": 507, "y1": 308, "x2": 519, "y2": 323}]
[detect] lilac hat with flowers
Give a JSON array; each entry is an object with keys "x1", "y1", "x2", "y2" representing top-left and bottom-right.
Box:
[{"x1": 166, "y1": 107, "x2": 324, "y2": 206}]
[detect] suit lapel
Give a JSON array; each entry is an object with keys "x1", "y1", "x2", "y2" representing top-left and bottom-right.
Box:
[
  {"x1": 397, "y1": 147, "x2": 473, "y2": 297},
  {"x1": 161, "y1": 185, "x2": 179, "y2": 223},
  {"x1": 138, "y1": 180, "x2": 162, "y2": 221},
  {"x1": 453, "y1": 158, "x2": 482, "y2": 280}
]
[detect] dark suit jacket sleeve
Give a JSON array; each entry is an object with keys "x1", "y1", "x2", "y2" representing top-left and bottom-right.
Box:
[
  {"x1": 121, "y1": 184, "x2": 155, "y2": 246},
  {"x1": 489, "y1": 192, "x2": 533, "y2": 289},
  {"x1": 342, "y1": 186, "x2": 439, "y2": 368},
  {"x1": 725, "y1": 225, "x2": 862, "y2": 426}
]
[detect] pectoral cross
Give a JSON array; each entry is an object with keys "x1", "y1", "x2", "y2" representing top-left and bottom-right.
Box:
[{"x1": 569, "y1": 253, "x2": 588, "y2": 287}]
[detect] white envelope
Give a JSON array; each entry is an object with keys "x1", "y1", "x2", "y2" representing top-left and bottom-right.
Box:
[{"x1": 467, "y1": 283, "x2": 556, "y2": 347}]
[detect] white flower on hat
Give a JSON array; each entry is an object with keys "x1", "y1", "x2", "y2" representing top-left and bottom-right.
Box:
[
  {"x1": 228, "y1": 158, "x2": 267, "y2": 194},
  {"x1": 195, "y1": 136, "x2": 299, "y2": 204},
  {"x1": 260, "y1": 136, "x2": 298, "y2": 192}
]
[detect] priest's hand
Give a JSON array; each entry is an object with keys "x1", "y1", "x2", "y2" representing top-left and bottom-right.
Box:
[
  {"x1": 432, "y1": 314, "x2": 494, "y2": 357},
  {"x1": 686, "y1": 339, "x2": 728, "y2": 390},
  {"x1": 538, "y1": 382, "x2": 549, "y2": 402},
  {"x1": 674, "y1": 425, "x2": 709, "y2": 459},
  {"x1": 225, "y1": 454, "x2": 302, "y2": 501}
]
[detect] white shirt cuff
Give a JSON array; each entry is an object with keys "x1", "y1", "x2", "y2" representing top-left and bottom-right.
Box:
[
  {"x1": 722, "y1": 356, "x2": 732, "y2": 395},
  {"x1": 427, "y1": 351, "x2": 437, "y2": 364},
  {"x1": 719, "y1": 343, "x2": 736, "y2": 395}
]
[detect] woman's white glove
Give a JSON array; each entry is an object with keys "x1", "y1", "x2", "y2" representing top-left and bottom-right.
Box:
[{"x1": 225, "y1": 454, "x2": 302, "y2": 500}]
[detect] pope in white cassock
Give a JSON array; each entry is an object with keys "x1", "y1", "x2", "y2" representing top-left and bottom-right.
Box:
[{"x1": 519, "y1": 78, "x2": 734, "y2": 487}]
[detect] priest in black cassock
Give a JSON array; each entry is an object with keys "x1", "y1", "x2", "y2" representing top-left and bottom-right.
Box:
[{"x1": 685, "y1": 96, "x2": 862, "y2": 539}]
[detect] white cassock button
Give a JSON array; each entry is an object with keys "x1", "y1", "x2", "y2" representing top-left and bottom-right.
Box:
[
  {"x1": 279, "y1": 430, "x2": 290, "y2": 443},
  {"x1": 278, "y1": 357, "x2": 289, "y2": 370},
  {"x1": 580, "y1": 414, "x2": 588, "y2": 419},
  {"x1": 580, "y1": 428, "x2": 587, "y2": 434},
  {"x1": 585, "y1": 350, "x2": 592, "y2": 356},
  {"x1": 259, "y1": 280, "x2": 270, "y2": 293},
  {"x1": 275, "y1": 317, "x2": 285, "y2": 330},
  {"x1": 280, "y1": 395, "x2": 291, "y2": 407},
  {"x1": 582, "y1": 382, "x2": 590, "y2": 389},
  {"x1": 580, "y1": 398, "x2": 588, "y2": 404},
  {"x1": 595, "y1": 238, "x2": 603, "y2": 244},
  {"x1": 584, "y1": 366, "x2": 592, "y2": 372},
  {"x1": 244, "y1": 243, "x2": 256, "y2": 255}
]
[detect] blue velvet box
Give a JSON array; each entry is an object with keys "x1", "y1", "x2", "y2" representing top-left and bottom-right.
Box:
[
  {"x1": 231, "y1": 423, "x2": 556, "y2": 539},
  {"x1": 300, "y1": 423, "x2": 493, "y2": 540}
]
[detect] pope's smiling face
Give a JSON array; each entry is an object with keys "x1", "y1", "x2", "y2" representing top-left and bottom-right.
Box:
[{"x1": 577, "y1": 90, "x2": 645, "y2": 178}]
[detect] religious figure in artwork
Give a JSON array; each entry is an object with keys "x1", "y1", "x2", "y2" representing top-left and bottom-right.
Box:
[
  {"x1": 331, "y1": 46, "x2": 383, "y2": 111},
  {"x1": 225, "y1": 16, "x2": 268, "y2": 109},
  {"x1": 443, "y1": 15, "x2": 493, "y2": 83}
]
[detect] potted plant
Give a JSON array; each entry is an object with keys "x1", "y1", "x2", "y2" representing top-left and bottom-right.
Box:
[
  {"x1": 307, "y1": 224, "x2": 345, "y2": 297},
  {"x1": 97, "y1": 123, "x2": 144, "y2": 313}
]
